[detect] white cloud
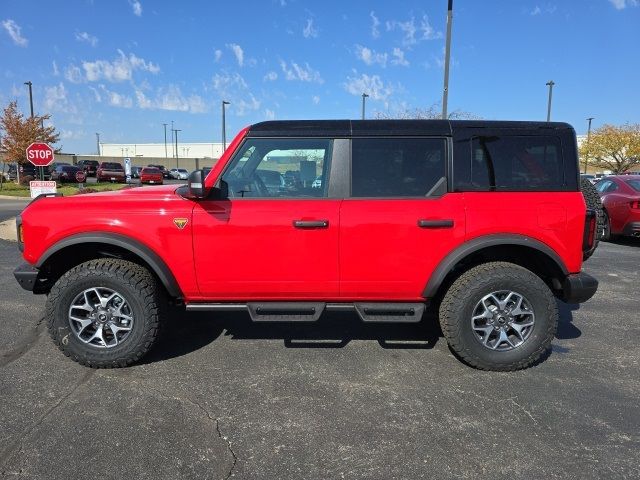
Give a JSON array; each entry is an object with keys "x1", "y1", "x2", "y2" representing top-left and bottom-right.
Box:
[
  {"x1": 64, "y1": 65, "x2": 83, "y2": 83},
  {"x1": 263, "y1": 71, "x2": 278, "y2": 81},
  {"x1": 98, "y1": 86, "x2": 133, "y2": 108},
  {"x1": 135, "y1": 85, "x2": 207, "y2": 113},
  {"x1": 82, "y1": 50, "x2": 159, "y2": 82},
  {"x1": 355, "y1": 45, "x2": 387, "y2": 67},
  {"x1": 312, "y1": 95, "x2": 320, "y2": 105},
  {"x1": 226, "y1": 43, "x2": 244, "y2": 67},
  {"x1": 211, "y1": 71, "x2": 260, "y2": 116},
  {"x1": 75, "y1": 31, "x2": 98, "y2": 46},
  {"x1": 265, "y1": 109, "x2": 275, "y2": 120},
  {"x1": 88, "y1": 86, "x2": 101, "y2": 102},
  {"x1": 235, "y1": 94, "x2": 260, "y2": 115},
  {"x1": 370, "y1": 11, "x2": 380, "y2": 38},
  {"x1": 214, "y1": 49, "x2": 222, "y2": 62},
  {"x1": 386, "y1": 15, "x2": 441, "y2": 45},
  {"x1": 343, "y1": 72, "x2": 393, "y2": 101},
  {"x1": 43, "y1": 83, "x2": 77, "y2": 114},
  {"x1": 60, "y1": 128, "x2": 86, "y2": 140},
  {"x1": 530, "y1": 6, "x2": 542, "y2": 15},
  {"x1": 609, "y1": 0, "x2": 639, "y2": 8},
  {"x1": 391, "y1": 48, "x2": 409, "y2": 66},
  {"x1": 303, "y1": 19, "x2": 318, "y2": 38},
  {"x1": 52, "y1": 61, "x2": 59, "y2": 76},
  {"x1": 1, "y1": 19, "x2": 28, "y2": 47},
  {"x1": 279, "y1": 60, "x2": 323, "y2": 83},
  {"x1": 130, "y1": 0, "x2": 142, "y2": 16}
]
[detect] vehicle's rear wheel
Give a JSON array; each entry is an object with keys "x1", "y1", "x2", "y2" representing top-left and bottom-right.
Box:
[
  {"x1": 601, "y1": 210, "x2": 618, "y2": 242},
  {"x1": 439, "y1": 262, "x2": 558, "y2": 371},
  {"x1": 46, "y1": 259, "x2": 163, "y2": 368}
]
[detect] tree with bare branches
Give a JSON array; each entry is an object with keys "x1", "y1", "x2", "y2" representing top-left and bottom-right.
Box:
[{"x1": 374, "y1": 103, "x2": 481, "y2": 120}]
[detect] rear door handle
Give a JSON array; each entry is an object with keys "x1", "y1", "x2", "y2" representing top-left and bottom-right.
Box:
[
  {"x1": 293, "y1": 220, "x2": 329, "y2": 229},
  {"x1": 418, "y1": 219, "x2": 454, "y2": 229}
]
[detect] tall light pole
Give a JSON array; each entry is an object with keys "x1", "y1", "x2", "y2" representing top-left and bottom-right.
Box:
[
  {"x1": 584, "y1": 117, "x2": 594, "y2": 174},
  {"x1": 23, "y1": 81, "x2": 34, "y2": 118},
  {"x1": 222, "y1": 100, "x2": 230, "y2": 151},
  {"x1": 361, "y1": 93, "x2": 369, "y2": 120},
  {"x1": 170, "y1": 120, "x2": 175, "y2": 157},
  {"x1": 95, "y1": 132, "x2": 100, "y2": 155},
  {"x1": 173, "y1": 128, "x2": 181, "y2": 169},
  {"x1": 441, "y1": 0, "x2": 453, "y2": 119},
  {"x1": 162, "y1": 123, "x2": 168, "y2": 158},
  {"x1": 545, "y1": 80, "x2": 555, "y2": 122}
]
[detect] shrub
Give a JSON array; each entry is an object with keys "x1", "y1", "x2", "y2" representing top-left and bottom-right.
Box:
[{"x1": 19, "y1": 175, "x2": 35, "y2": 186}]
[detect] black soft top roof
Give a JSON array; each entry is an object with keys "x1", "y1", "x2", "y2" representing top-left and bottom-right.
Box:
[{"x1": 247, "y1": 120, "x2": 574, "y2": 137}]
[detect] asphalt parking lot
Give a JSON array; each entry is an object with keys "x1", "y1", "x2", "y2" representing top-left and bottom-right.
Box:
[{"x1": 0, "y1": 228, "x2": 639, "y2": 479}]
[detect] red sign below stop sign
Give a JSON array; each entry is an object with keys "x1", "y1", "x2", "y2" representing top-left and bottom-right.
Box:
[{"x1": 26, "y1": 142, "x2": 55, "y2": 167}]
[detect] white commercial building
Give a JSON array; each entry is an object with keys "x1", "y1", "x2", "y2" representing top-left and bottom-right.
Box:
[{"x1": 100, "y1": 142, "x2": 224, "y2": 159}]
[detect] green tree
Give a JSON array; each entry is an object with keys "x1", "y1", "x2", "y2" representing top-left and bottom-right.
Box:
[{"x1": 580, "y1": 124, "x2": 640, "y2": 174}]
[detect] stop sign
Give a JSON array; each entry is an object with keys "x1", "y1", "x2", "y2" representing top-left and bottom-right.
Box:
[
  {"x1": 26, "y1": 142, "x2": 55, "y2": 167},
  {"x1": 75, "y1": 170, "x2": 86, "y2": 182}
]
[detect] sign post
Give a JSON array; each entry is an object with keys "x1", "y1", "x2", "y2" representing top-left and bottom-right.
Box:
[
  {"x1": 124, "y1": 157, "x2": 132, "y2": 184},
  {"x1": 75, "y1": 170, "x2": 86, "y2": 190},
  {"x1": 26, "y1": 142, "x2": 55, "y2": 195}
]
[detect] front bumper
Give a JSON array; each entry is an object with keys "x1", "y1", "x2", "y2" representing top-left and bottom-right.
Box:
[
  {"x1": 14, "y1": 263, "x2": 39, "y2": 291},
  {"x1": 561, "y1": 272, "x2": 598, "y2": 304}
]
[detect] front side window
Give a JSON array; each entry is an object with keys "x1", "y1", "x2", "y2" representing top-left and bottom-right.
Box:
[
  {"x1": 221, "y1": 138, "x2": 332, "y2": 198},
  {"x1": 469, "y1": 136, "x2": 564, "y2": 190},
  {"x1": 351, "y1": 138, "x2": 446, "y2": 197}
]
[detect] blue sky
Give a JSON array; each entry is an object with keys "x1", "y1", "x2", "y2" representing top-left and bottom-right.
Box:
[{"x1": 1, "y1": 0, "x2": 639, "y2": 154}]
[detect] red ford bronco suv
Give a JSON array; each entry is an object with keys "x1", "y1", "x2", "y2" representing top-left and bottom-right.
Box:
[{"x1": 14, "y1": 120, "x2": 598, "y2": 371}]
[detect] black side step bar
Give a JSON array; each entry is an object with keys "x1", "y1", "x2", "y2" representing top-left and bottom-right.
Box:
[
  {"x1": 247, "y1": 302, "x2": 325, "y2": 322},
  {"x1": 354, "y1": 303, "x2": 425, "y2": 323}
]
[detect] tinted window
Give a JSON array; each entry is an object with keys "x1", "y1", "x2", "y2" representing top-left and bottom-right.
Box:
[
  {"x1": 102, "y1": 163, "x2": 123, "y2": 170},
  {"x1": 62, "y1": 166, "x2": 79, "y2": 172},
  {"x1": 143, "y1": 168, "x2": 160, "y2": 174},
  {"x1": 625, "y1": 179, "x2": 640, "y2": 192},
  {"x1": 351, "y1": 138, "x2": 446, "y2": 197},
  {"x1": 596, "y1": 180, "x2": 618, "y2": 193},
  {"x1": 221, "y1": 138, "x2": 332, "y2": 198},
  {"x1": 467, "y1": 136, "x2": 564, "y2": 190}
]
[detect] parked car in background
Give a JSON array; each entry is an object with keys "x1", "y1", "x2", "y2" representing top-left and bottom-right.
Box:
[
  {"x1": 595, "y1": 175, "x2": 640, "y2": 240},
  {"x1": 51, "y1": 165, "x2": 82, "y2": 183},
  {"x1": 2, "y1": 163, "x2": 17, "y2": 181},
  {"x1": 169, "y1": 168, "x2": 190, "y2": 180},
  {"x1": 140, "y1": 167, "x2": 163, "y2": 184},
  {"x1": 148, "y1": 164, "x2": 171, "y2": 179},
  {"x1": 96, "y1": 162, "x2": 125, "y2": 183},
  {"x1": 19, "y1": 163, "x2": 51, "y2": 180},
  {"x1": 581, "y1": 174, "x2": 597, "y2": 185},
  {"x1": 256, "y1": 169, "x2": 285, "y2": 195},
  {"x1": 130, "y1": 166, "x2": 142, "y2": 178},
  {"x1": 77, "y1": 160, "x2": 100, "y2": 177}
]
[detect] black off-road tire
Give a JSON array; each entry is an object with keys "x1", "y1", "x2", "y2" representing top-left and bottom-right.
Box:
[
  {"x1": 581, "y1": 177, "x2": 603, "y2": 258},
  {"x1": 439, "y1": 262, "x2": 558, "y2": 371},
  {"x1": 46, "y1": 259, "x2": 163, "y2": 368}
]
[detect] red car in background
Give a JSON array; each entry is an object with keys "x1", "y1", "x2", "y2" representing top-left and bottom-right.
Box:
[
  {"x1": 595, "y1": 175, "x2": 640, "y2": 240},
  {"x1": 96, "y1": 162, "x2": 126, "y2": 183},
  {"x1": 140, "y1": 167, "x2": 163, "y2": 185}
]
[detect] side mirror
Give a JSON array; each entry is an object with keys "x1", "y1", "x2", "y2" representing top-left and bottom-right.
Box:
[{"x1": 186, "y1": 170, "x2": 208, "y2": 199}]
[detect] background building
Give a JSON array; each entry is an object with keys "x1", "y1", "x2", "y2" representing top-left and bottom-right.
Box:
[{"x1": 100, "y1": 142, "x2": 224, "y2": 159}]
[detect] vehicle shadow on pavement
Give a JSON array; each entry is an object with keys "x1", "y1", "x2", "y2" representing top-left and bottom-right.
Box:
[
  {"x1": 556, "y1": 301, "x2": 581, "y2": 340},
  {"x1": 143, "y1": 309, "x2": 441, "y2": 363}
]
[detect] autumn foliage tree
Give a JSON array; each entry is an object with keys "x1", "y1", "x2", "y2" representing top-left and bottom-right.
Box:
[
  {"x1": 580, "y1": 123, "x2": 640, "y2": 174},
  {"x1": 0, "y1": 100, "x2": 60, "y2": 164}
]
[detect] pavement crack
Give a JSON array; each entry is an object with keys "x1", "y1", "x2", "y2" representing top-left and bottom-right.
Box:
[
  {"x1": 0, "y1": 317, "x2": 46, "y2": 369},
  {"x1": 215, "y1": 417, "x2": 238, "y2": 480},
  {"x1": 0, "y1": 369, "x2": 95, "y2": 472},
  {"x1": 506, "y1": 397, "x2": 539, "y2": 426}
]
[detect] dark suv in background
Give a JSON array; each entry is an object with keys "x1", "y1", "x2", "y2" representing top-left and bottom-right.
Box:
[{"x1": 77, "y1": 160, "x2": 100, "y2": 177}]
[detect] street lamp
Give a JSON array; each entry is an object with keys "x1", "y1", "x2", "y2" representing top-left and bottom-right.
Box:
[
  {"x1": 222, "y1": 100, "x2": 230, "y2": 151},
  {"x1": 95, "y1": 132, "x2": 100, "y2": 156},
  {"x1": 584, "y1": 117, "x2": 594, "y2": 174},
  {"x1": 23, "y1": 81, "x2": 34, "y2": 118},
  {"x1": 162, "y1": 123, "x2": 168, "y2": 158},
  {"x1": 361, "y1": 93, "x2": 369, "y2": 120},
  {"x1": 173, "y1": 128, "x2": 181, "y2": 169},
  {"x1": 545, "y1": 80, "x2": 555, "y2": 122},
  {"x1": 441, "y1": 0, "x2": 454, "y2": 119}
]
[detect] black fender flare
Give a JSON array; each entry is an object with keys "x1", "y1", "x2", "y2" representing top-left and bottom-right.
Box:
[
  {"x1": 36, "y1": 232, "x2": 183, "y2": 298},
  {"x1": 422, "y1": 234, "x2": 569, "y2": 298}
]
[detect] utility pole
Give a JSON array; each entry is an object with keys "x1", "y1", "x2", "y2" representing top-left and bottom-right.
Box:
[
  {"x1": 584, "y1": 117, "x2": 594, "y2": 174},
  {"x1": 162, "y1": 123, "x2": 168, "y2": 158},
  {"x1": 222, "y1": 100, "x2": 230, "y2": 151},
  {"x1": 95, "y1": 133, "x2": 100, "y2": 156},
  {"x1": 170, "y1": 120, "x2": 175, "y2": 157},
  {"x1": 173, "y1": 129, "x2": 181, "y2": 169},
  {"x1": 361, "y1": 93, "x2": 369, "y2": 120},
  {"x1": 441, "y1": 0, "x2": 453, "y2": 119},
  {"x1": 546, "y1": 80, "x2": 555, "y2": 122},
  {"x1": 24, "y1": 81, "x2": 43, "y2": 180}
]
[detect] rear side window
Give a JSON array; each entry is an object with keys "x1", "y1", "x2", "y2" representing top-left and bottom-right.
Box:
[
  {"x1": 102, "y1": 163, "x2": 123, "y2": 170},
  {"x1": 351, "y1": 138, "x2": 446, "y2": 197},
  {"x1": 625, "y1": 179, "x2": 640, "y2": 192},
  {"x1": 470, "y1": 136, "x2": 564, "y2": 190}
]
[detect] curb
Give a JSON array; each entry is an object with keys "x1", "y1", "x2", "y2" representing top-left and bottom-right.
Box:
[
  {"x1": 0, "y1": 195, "x2": 31, "y2": 201},
  {"x1": 0, "y1": 217, "x2": 17, "y2": 242}
]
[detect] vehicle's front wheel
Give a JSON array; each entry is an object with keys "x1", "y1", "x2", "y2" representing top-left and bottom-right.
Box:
[
  {"x1": 46, "y1": 259, "x2": 163, "y2": 368},
  {"x1": 439, "y1": 262, "x2": 558, "y2": 371}
]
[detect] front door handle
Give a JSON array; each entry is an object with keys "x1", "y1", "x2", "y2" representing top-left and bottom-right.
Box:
[
  {"x1": 293, "y1": 220, "x2": 329, "y2": 229},
  {"x1": 418, "y1": 219, "x2": 454, "y2": 229}
]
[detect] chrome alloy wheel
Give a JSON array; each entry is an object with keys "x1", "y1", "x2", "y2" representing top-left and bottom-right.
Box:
[
  {"x1": 68, "y1": 287, "x2": 134, "y2": 348},
  {"x1": 471, "y1": 290, "x2": 535, "y2": 351}
]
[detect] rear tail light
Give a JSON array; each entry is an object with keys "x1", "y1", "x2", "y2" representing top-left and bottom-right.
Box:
[
  {"x1": 631, "y1": 200, "x2": 640, "y2": 210},
  {"x1": 582, "y1": 209, "x2": 597, "y2": 260}
]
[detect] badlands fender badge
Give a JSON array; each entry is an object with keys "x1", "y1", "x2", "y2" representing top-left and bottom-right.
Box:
[{"x1": 173, "y1": 218, "x2": 188, "y2": 230}]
